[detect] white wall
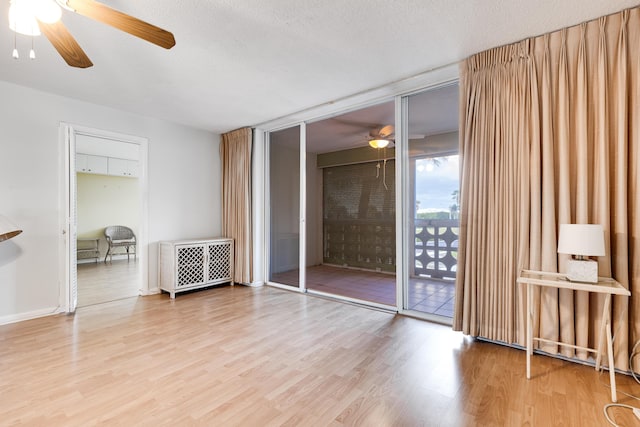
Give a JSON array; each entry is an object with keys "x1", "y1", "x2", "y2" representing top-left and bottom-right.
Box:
[
  {"x1": 0, "y1": 80, "x2": 221, "y2": 323},
  {"x1": 76, "y1": 173, "x2": 140, "y2": 258}
]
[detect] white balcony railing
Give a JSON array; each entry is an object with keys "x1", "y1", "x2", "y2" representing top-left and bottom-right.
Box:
[{"x1": 412, "y1": 218, "x2": 459, "y2": 280}]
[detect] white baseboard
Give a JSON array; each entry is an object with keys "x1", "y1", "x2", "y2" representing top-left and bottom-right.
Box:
[
  {"x1": 0, "y1": 306, "x2": 61, "y2": 326},
  {"x1": 246, "y1": 281, "x2": 264, "y2": 287},
  {"x1": 77, "y1": 254, "x2": 135, "y2": 264},
  {"x1": 104, "y1": 254, "x2": 137, "y2": 262},
  {"x1": 142, "y1": 287, "x2": 161, "y2": 295},
  {"x1": 77, "y1": 258, "x2": 101, "y2": 265}
]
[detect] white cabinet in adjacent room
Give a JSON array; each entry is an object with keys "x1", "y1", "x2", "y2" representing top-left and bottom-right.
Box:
[
  {"x1": 108, "y1": 158, "x2": 139, "y2": 177},
  {"x1": 76, "y1": 154, "x2": 108, "y2": 175},
  {"x1": 76, "y1": 135, "x2": 140, "y2": 178},
  {"x1": 159, "y1": 238, "x2": 234, "y2": 298},
  {"x1": 75, "y1": 154, "x2": 88, "y2": 173}
]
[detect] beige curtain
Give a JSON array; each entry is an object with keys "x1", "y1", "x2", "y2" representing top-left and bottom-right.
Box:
[
  {"x1": 454, "y1": 8, "x2": 640, "y2": 370},
  {"x1": 220, "y1": 127, "x2": 253, "y2": 284}
]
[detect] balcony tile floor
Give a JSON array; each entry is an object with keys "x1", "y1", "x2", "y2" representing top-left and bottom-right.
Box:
[{"x1": 271, "y1": 264, "x2": 455, "y2": 318}]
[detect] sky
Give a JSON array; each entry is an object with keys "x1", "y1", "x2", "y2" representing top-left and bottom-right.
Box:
[{"x1": 415, "y1": 155, "x2": 459, "y2": 213}]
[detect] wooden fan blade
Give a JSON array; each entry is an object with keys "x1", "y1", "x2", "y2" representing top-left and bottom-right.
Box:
[
  {"x1": 378, "y1": 125, "x2": 394, "y2": 138},
  {"x1": 67, "y1": 0, "x2": 176, "y2": 49},
  {"x1": 37, "y1": 20, "x2": 93, "y2": 68}
]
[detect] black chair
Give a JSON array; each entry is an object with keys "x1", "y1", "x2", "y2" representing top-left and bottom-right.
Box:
[{"x1": 104, "y1": 225, "x2": 136, "y2": 263}]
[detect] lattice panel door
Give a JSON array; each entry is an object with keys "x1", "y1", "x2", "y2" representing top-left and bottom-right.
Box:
[
  {"x1": 208, "y1": 241, "x2": 232, "y2": 282},
  {"x1": 177, "y1": 245, "x2": 205, "y2": 287}
]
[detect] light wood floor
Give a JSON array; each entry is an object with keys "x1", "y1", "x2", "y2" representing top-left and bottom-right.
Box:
[
  {"x1": 77, "y1": 259, "x2": 139, "y2": 307},
  {"x1": 0, "y1": 286, "x2": 638, "y2": 426}
]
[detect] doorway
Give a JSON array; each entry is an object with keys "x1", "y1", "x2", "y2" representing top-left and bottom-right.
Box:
[
  {"x1": 307, "y1": 102, "x2": 396, "y2": 307},
  {"x1": 61, "y1": 124, "x2": 149, "y2": 313}
]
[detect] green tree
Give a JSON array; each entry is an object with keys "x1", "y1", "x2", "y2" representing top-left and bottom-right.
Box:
[{"x1": 450, "y1": 190, "x2": 460, "y2": 219}]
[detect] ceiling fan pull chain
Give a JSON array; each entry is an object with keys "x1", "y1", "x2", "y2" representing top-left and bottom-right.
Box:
[
  {"x1": 375, "y1": 143, "x2": 382, "y2": 178},
  {"x1": 12, "y1": 17, "x2": 18, "y2": 59},
  {"x1": 383, "y1": 159, "x2": 388, "y2": 190},
  {"x1": 30, "y1": 35, "x2": 35, "y2": 60}
]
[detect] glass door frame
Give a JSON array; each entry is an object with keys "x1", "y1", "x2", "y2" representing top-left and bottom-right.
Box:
[
  {"x1": 396, "y1": 95, "x2": 409, "y2": 314},
  {"x1": 264, "y1": 122, "x2": 307, "y2": 293},
  {"x1": 397, "y1": 82, "x2": 459, "y2": 325}
]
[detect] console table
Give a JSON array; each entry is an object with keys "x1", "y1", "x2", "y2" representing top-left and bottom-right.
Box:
[
  {"x1": 77, "y1": 238, "x2": 100, "y2": 262},
  {"x1": 517, "y1": 270, "x2": 630, "y2": 402},
  {"x1": 159, "y1": 238, "x2": 234, "y2": 298}
]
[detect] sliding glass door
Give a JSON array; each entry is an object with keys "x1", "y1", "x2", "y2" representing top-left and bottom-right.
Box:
[
  {"x1": 264, "y1": 84, "x2": 459, "y2": 318},
  {"x1": 268, "y1": 125, "x2": 301, "y2": 288},
  {"x1": 403, "y1": 84, "x2": 460, "y2": 319}
]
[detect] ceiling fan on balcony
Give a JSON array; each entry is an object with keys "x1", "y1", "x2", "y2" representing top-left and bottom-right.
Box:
[
  {"x1": 8, "y1": 0, "x2": 176, "y2": 68},
  {"x1": 333, "y1": 118, "x2": 429, "y2": 147},
  {"x1": 367, "y1": 124, "x2": 395, "y2": 149}
]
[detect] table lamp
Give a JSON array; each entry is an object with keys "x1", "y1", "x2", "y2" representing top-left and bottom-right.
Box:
[
  {"x1": 557, "y1": 223, "x2": 605, "y2": 283},
  {"x1": 0, "y1": 215, "x2": 22, "y2": 242}
]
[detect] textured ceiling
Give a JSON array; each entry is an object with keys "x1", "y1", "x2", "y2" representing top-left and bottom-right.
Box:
[{"x1": 0, "y1": 0, "x2": 638, "y2": 133}]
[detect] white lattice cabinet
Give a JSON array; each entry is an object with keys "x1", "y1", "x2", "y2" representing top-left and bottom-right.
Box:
[{"x1": 159, "y1": 238, "x2": 234, "y2": 298}]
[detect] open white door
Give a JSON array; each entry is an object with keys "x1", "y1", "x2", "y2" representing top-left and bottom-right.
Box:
[{"x1": 61, "y1": 124, "x2": 78, "y2": 313}]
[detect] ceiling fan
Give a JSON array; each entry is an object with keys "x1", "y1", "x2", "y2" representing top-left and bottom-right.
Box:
[
  {"x1": 367, "y1": 124, "x2": 395, "y2": 149},
  {"x1": 8, "y1": 0, "x2": 176, "y2": 68}
]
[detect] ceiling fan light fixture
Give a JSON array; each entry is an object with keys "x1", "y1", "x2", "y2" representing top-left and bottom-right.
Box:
[
  {"x1": 34, "y1": 0, "x2": 62, "y2": 23},
  {"x1": 9, "y1": 0, "x2": 41, "y2": 36},
  {"x1": 369, "y1": 139, "x2": 390, "y2": 149},
  {"x1": 9, "y1": 0, "x2": 61, "y2": 36}
]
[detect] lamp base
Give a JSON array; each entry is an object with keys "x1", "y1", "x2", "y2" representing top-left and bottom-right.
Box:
[{"x1": 566, "y1": 259, "x2": 598, "y2": 283}]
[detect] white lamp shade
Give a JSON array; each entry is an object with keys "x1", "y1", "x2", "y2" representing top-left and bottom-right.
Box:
[
  {"x1": 369, "y1": 139, "x2": 390, "y2": 149},
  {"x1": 8, "y1": 0, "x2": 62, "y2": 36},
  {"x1": 557, "y1": 224, "x2": 605, "y2": 257},
  {"x1": 0, "y1": 215, "x2": 22, "y2": 242},
  {"x1": 8, "y1": 0, "x2": 41, "y2": 36}
]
